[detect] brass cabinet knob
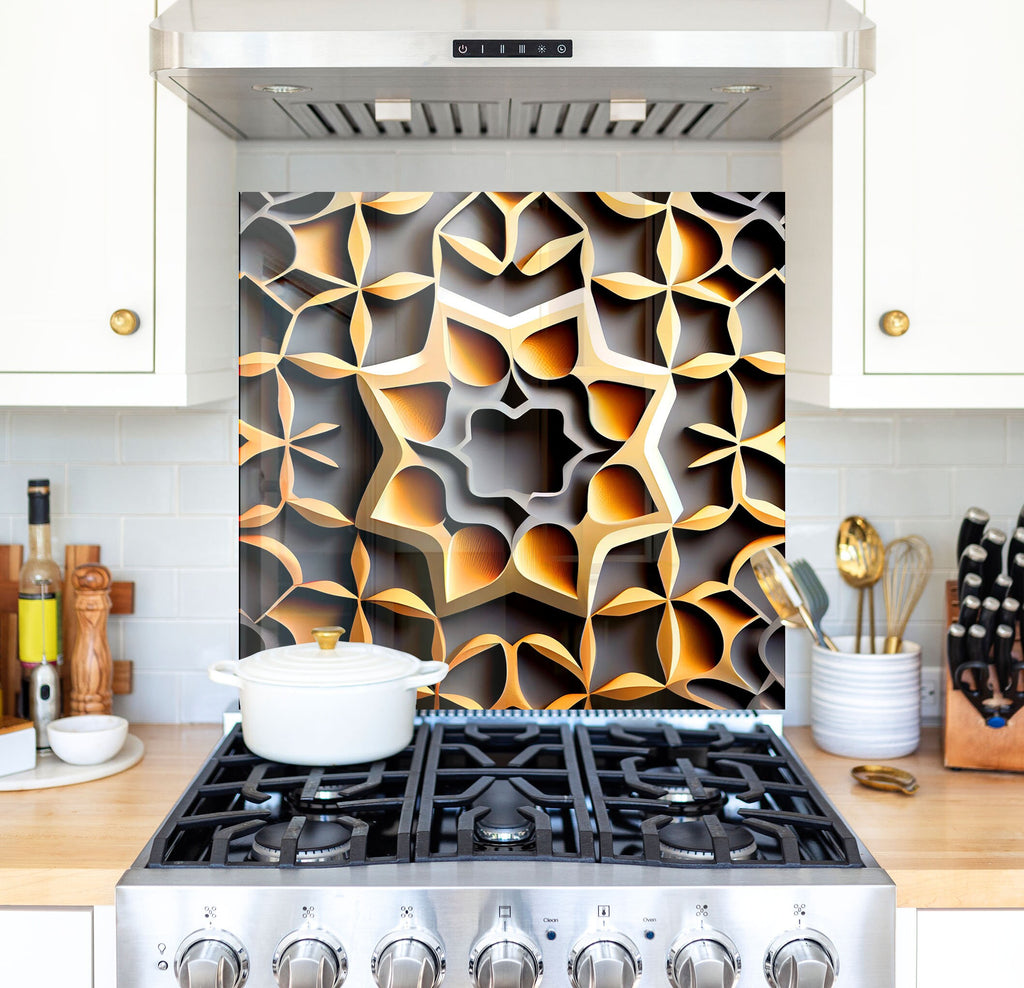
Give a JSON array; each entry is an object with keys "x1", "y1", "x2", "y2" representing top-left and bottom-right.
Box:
[
  {"x1": 109, "y1": 308, "x2": 140, "y2": 336},
  {"x1": 880, "y1": 310, "x2": 910, "y2": 337}
]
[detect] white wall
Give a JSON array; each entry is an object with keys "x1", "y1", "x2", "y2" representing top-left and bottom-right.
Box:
[{"x1": 2, "y1": 140, "x2": 1019, "y2": 723}]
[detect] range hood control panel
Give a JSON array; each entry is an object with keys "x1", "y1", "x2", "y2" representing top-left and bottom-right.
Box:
[{"x1": 453, "y1": 40, "x2": 573, "y2": 58}]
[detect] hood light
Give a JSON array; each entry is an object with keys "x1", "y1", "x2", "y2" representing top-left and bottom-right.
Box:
[
  {"x1": 252, "y1": 84, "x2": 311, "y2": 94},
  {"x1": 713, "y1": 84, "x2": 770, "y2": 94}
]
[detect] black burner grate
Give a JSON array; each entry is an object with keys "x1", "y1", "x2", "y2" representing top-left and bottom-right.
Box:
[{"x1": 143, "y1": 719, "x2": 862, "y2": 870}]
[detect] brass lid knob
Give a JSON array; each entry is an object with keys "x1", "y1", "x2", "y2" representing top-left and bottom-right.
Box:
[
  {"x1": 311, "y1": 626, "x2": 346, "y2": 650},
  {"x1": 880, "y1": 310, "x2": 910, "y2": 337},
  {"x1": 110, "y1": 309, "x2": 140, "y2": 336}
]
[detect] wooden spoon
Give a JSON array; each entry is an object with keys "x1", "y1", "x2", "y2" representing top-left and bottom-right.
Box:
[{"x1": 836, "y1": 516, "x2": 886, "y2": 653}]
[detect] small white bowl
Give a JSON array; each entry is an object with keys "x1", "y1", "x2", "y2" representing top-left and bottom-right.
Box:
[{"x1": 47, "y1": 715, "x2": 128, "y2": 765}]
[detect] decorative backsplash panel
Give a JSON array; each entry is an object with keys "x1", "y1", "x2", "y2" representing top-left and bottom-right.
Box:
[{"x1": 239, "y1": 191, "x2": 785, "y2": 711}]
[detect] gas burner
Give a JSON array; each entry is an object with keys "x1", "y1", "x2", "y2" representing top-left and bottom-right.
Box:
[
  {"x1": 656, "y1": 785, "x2": 727, "y2": 817},
  {"x1": 286, "y1": 785, "x2": 353, "y2": 820},
  {"x1": 251, "y1": 820, "x2": 352, "y2": 864},
  {"x1": 472, "y1": 780, "x2": 536, "y2": 845},
  {"x1": 658, "y1": 821, "x2": 758, "y2": 863}
]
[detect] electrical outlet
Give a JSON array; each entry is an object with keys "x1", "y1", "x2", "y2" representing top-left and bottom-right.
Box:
[{"x1": 920, "y1": 667, "x2": 942, "y2": 720}]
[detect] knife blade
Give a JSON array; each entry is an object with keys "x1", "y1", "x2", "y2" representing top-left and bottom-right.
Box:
[
  {"x1": 957, "y1": 506, "x2": 990, "y2": 561},
  {"x1": 979, "y1": 528, "x2": 1008, "y2": 591}
]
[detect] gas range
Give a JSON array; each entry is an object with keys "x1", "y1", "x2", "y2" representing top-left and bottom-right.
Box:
[{"x1": 116, "y1": 714, "x2": 894, "y2": 988}]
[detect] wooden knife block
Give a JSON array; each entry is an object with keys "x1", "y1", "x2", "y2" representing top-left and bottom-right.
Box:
[
  {"x1": 0, "y1": 544, "x2": 134, "y2": 718},
  {"x1": 943, "y1": 580, "x2": 1024, "y2": 772}
]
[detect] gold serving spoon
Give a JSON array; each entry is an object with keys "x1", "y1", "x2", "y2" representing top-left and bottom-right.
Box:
[
  {"x1": 836, "y1": 516, "x2": 886, "y2": 653},
  {"x1": 750, "y1": 546, "x2": 838, "y2": 651}
]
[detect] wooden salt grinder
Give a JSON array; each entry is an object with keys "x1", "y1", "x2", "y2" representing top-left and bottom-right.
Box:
[{"x1": 69, "y1": 564, "x2": 113, "y2": 715}]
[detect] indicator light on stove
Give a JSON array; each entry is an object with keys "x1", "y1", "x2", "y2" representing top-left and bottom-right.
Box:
[
  {"x1": 372, "y1": 931, "x2": 445, "y2": 988},
  {"x1": 174, "y1": 930, "x2": 249, "y2": 988},
  {"x1": 763, "y1": 931, "x2": 838, "y2": 988},
  {"x1": 667, "y1": 932, "x2": 740, "y2": 988},
  {"x1": 273, "y1": 931, "x2": 347, "y2": 988},
  {"x1": 567, "y1": 933, "x2": 641, "y2": 988}
]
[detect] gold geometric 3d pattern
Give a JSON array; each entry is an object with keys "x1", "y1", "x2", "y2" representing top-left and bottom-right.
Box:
[{"x1": 239, "y1": 191, "x2": 785, "y2": 712}]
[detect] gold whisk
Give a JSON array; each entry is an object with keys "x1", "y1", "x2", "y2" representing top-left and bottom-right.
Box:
[{"x1": 882, "y1": 535, "x2": 932, "y2": 654}]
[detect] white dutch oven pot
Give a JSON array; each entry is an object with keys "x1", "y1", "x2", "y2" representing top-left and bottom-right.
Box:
[{"x1": 209, "y1": 627, "x2": 448, "y2": 765}]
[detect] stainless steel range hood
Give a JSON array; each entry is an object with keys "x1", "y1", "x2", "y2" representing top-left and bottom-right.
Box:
[{"x1": 151, "y1": 0, "x2": 874, "y2": 142}]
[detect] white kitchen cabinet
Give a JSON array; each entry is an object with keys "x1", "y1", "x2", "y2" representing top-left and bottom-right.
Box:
[
  {"x1": 0, "y1": 0, "x2": 236, "y2": 407},
  {"x1": 783, "y1": 0, "x2": 1024, "y2": 408},
  {"x1": 0, "y1": 907, "x2": 94, "y2": 988}
]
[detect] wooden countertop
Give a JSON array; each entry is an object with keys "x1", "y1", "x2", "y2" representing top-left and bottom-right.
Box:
[{"x1": 1, "y1": 724, "x2": 1021, "y2": 909}]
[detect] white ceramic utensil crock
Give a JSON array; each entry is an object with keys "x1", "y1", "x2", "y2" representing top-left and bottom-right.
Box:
[{"x1": 209, "y1": 627, "x2": 448, "y2": 765}]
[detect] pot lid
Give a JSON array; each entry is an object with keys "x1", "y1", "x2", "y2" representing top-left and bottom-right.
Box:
[{"x1": 237, "y1": 627, "x2": 425, "y2": 687}]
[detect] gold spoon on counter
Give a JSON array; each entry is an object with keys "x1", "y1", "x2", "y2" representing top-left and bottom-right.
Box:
[
  {"x1": 750, "y1": 546, "x2": 839, "y2": 651},
  {"x1": 836, "y1": 516, "x2": 886, "y2": 653}
]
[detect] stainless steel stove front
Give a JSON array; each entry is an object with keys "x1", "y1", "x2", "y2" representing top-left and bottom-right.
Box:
[{"x1": 116, "y1": 860, "x2": 894, "y2": 987}]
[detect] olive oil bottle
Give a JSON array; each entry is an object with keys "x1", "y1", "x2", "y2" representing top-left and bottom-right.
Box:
[{"x1": 18, "y1": 479, "x2": 62, "y2": 719}]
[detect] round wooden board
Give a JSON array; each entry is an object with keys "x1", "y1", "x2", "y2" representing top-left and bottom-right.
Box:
[{"x1": 0, "y1": 734, "x2": 144, "y2": 790}]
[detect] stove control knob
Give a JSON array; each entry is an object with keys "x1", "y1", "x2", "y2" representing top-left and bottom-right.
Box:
[
  {"x1": 668, "y1": 932, "x2": 740, "y2": 988},
  {"x1": 372, "y1": 931, "x2": 445, "y2": 988},
  {"x1": 273, "y1": 931, "x2": 347, "y2": 988},
  {"x1": 175, "y1": 930, "x2": 249, "y2": 988},
  {"x1": 568, "y1": 934, "x2": 641, "y2": 988},
  {"x1": 764, "y1": 931, "x2": 838, "y2": 988},
  {"x1": 470, "y1": 936, "x2": 543, "y2": 988}
]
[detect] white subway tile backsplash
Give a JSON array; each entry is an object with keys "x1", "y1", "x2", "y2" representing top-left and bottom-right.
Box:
[
  {"x1": 124, "y1": 517, "x2": 236, "y2": 568},
  {"x1": 843, "y1": 467, "x2": 951, "y2": 518},
  {"x1": 180, "y1": 672, "x2": 239, "y2": 724},
  {"x1": 786, "y1": 414, "x2": 892, "y2": 466},
  {"x1": 899, "y1": 414, "x2": 1006, "y2": 465},
  {"x1": 0, "y1": 464, "x2": 66, "y2": 514},
  {"x1": 10, "y1": 412, "x2": 117, "y2": 462},
  {"x1": 124, "y1": 619, "x2": 235, "y2": 672},
  {"x1": 951, "y1": 466, "x2": 1024, "y2": 521},
  {"x1": 179, "y1": 569, "x2": 238, "y2": 619},
  {"x1": 113, "y1": 671, "x2": 180, "y2": 724},
  {"x1": 121, "y1": 412, "x2": 232, "y2": 463},
  {"x1": 784, "y1": 468, "x2": 839, "y2": 517},
  {"x1": 40, "y1": 516, "x2": 124, "y2": 568},
  {"x1": 1008, "y1": 416, "x2": 1024, "y2": 464},
  {"x1": 68, "y1": 465, "x2": 175, "y2": 515},
  {"x1": 115, "y1": 568, "x2": 180, "y2": 619},
  {"x1": 180, "y1": 465, "x2": 238, "y2": 515}
]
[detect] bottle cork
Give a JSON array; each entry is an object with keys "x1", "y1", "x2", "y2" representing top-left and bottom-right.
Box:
[{"x1": 69, "y1": 564, "x2": 113, "y2": 715}]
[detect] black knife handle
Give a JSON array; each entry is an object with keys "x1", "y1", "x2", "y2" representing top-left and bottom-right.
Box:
[
  {"x1": 995, "y1": 624, "x2": 1016, "y2": 695},
  {"x1": 958, "y1": 545, "x2": 988, "y2": 598},
  {"x1": 991, "y1": 573, "x2": 1014, "y2": 603},
  {"x1": 966, "y1": 621, "x2": 991, "y2": 668},
  {"x1": 980, "y1": 529, "x2": 1007, "y2": 590},
  {"x1": 998, "y1": 596, "x2": 1020, "y2": 631},
  {"x1": 1011, "y1": 552, "x2": 1024, "y2": 605},
  {"x1": 957, "y1": 506, "x2": 990, "y2": 561},
  {"x1": 947, "y1": 623, "x2": 967, "y2": 686},
  {"x1": 1008, "y1": 527, "x2": 1024, "y2": 570},
  {"x1": 958, "y1": 594, "x2": 982, "y2": 629},
  {"x1": 978, "y1": 596, "x2": 1002, "y2": 650},
  {"x1": 955, "y1": 659, "x2": 992, "y2": 700}
]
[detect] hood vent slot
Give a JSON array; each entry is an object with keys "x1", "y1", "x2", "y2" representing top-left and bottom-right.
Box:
[
  {"x1": 516, "y1": 100, "x2": 734, "y2": 139},
  {"x1": 283, "y1": 100, "x2": 507, "y2": 139},
  {"x1": 280, "y1": 98, "x2": 737, "y2": 140}
]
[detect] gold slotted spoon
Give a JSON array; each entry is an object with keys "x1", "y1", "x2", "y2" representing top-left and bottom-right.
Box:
[{"x1": 836, "y1": 516, "x2": 886, "y2": 653}]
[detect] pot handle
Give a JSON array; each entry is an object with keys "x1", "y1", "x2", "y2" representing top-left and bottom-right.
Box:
[
  {"x1": 406, "y1": 661, "x2": 449, "y2": 690},
  {"x1": 208, "y1": 660, "x2": 243, "y2": 689}
]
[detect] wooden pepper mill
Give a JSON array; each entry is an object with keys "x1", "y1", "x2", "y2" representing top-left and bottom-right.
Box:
[{"x1": 69, "y1": 564, "x2": 113, "y2": 715}]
